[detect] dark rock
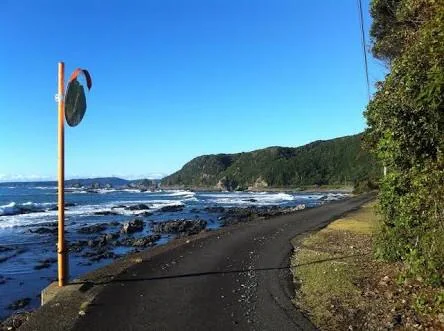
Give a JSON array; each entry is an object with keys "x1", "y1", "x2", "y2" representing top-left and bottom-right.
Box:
[
  {"x1": 34, "y1": 258, "x2": 57, "y2": 270},
  {"x1": 125, "y1": 204, "x2": 150, "y2": 211},
  {"x1": 7, "y1": 298, "x2": 31, "y2": 310},
  {"x1": 77, "y1": 261, "x2": 92, "y2": 266},
  {"x1": 0, "y1": 248, "x2": 28, "y2": 264},
  {"x1": 97, "y1": 235, "x2": 108, "y2": 247},
  {"x1": 105, "y1": 232, "x2": 119, "y2": 241},
  {"x1": 82, "y1": 249, "x2": 119, "y2": 262},
  {"x1": 121, "y1": 219, "x2": 144, "y2": 234},
  {"x1": 217, "y1": 205, "x2": 306, "y2": 226},
  {"x1": 116, "y1": 238, "x2": 133, "y2": 246},
  {"x1": 69, "y1": 240, "x2": 88, "y2": 252},
  {"x1": 86, "y1": 235, "x2": 108, "y2": 248},
  {"x1": 219, "y1": 207, "x2": 256, "y2": 226},
  {"x1": 204, "y1": 206, "x2": 225, "y2": 213},
  {"x1": 48, "y1": 203, "x2": 75, "y2": 211},
  {"x1": 152, "y1": 219, "x2": 207, "y2": 236},
  {"x1": 21, "y1": 221, "x2": 56, "y2": 228},
  {"x1": 138, "y1": 211, "x2": 153, "y2": 217},
  {"x1": 77, "y1": 224, "x2": 107, "y2": 234},
  {"x1": 29, "y1": 227, "x2": 57, "y2": 234},
  {"x1": 94, "y1": 210, "x2": 119, "y2": 216},
  {"x1": 0, "y1": 246, "x2": 13, "y2": 253},
  {"x1": 159, "y1": 205, "x2": 184, "y2": 213},
  {"x1": 132, "y1": 234, "x2": 161, "y2": 247},
  {"x1": 86, "y1": 189, "x2": 99, "y2": 194}
]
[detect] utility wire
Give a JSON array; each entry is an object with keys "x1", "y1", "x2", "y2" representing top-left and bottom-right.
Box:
[{"x1": 357, "y1": 0, "x2": 371, "y2": 101}]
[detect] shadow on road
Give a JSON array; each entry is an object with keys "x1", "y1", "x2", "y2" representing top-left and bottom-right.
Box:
[{"x1": 70, "y1": 252, "x2": 370, "y2": 291}]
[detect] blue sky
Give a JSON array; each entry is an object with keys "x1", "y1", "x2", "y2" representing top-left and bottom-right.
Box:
[{"x1": 0, "y1": 0, "x2": 384, "y2": 181}]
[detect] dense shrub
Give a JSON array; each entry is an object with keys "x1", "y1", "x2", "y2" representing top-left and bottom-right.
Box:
[{"x1": 365, "y1": 0, "x2": 444, "y2": 285}]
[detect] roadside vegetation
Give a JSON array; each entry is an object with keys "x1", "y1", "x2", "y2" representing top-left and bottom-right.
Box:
[
  {"x1": 291, "y1": 202, "x2": 444, "y2": 329},
  {"x1": 364, "y1": 0, "x2": 443, "y2": 285}
]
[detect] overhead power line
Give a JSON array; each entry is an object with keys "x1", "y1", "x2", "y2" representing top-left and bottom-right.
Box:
[{"x1": 357, "y1": 0, "x2": 371, "y2": 101}]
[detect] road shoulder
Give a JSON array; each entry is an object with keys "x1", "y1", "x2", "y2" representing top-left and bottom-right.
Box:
[{"x1": 290, "y1": 201, "x2": 444, "y2": 330}]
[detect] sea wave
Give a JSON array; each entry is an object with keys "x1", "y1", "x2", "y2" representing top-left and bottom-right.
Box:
[
  {"x1": 167, "y1": 190, "x2": 196, "y2": 197},
  {"x1": 0, "y1": 201, "x2": 57, "y2": 216},
  {"x1": 203, "y1": 192, "x2": 296, "y2": 206}
]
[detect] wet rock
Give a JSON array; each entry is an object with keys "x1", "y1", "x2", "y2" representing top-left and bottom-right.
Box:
[
  {"x1": 132, "y1": 234, "x2": 161, "y2": 247},
  {"x1": 0, "y1": 248, "x2": 28, "y2": 264},
  {"x1": 21, "y1": 221, "x2": 57, "y2": 228},
  {"x1": 77, "y1": 224, "x2": 107, "y2": 234},
  {"x1": 86, "y1": 189, "x2": 99, "y2": 194},
  {"x1": 159, "y1": 205, "x2": 184, "y2": 213},
  {"x1": 7, "y1": 297, "x2": 31, "y2": 310},
  {"x1": 219, "y1": 204, "x2": 306, "y2": 226},
  {"x1": 0, "y1": 256, "x2": 10, "y2": 264},
  {"x1": 87, "y1": 239, "x2": 97, "y2": 247},
  {"x1": 219, "y1": 208, "x2": 256, "y2": 226},
  {"x1": 93, "y1": 210, "x2": 119, "y2": 216},
  {"x1": 97, "y1": 235, "x2": 108, "y2": 247},
  {"x1": 69, "y1": 240, "x2": 89, "y2": 252},
  {"x1": 105, "y1": 232, "x2": 119, "y2": 241},
  {"x1": 138, "y1": 211, "x2": 153, "y2": 217},
  {"x1": 204, "y1": 206, "x2": 225, "y2": 213},
  {"x1": 82, "y1": 249, "x2": 119, "y2": 262},
  {"x1": 121, "y1": 219, "x2": 144, "y2": 234},
  {"x1": 152, "y1": 219, "x2": 207, "y2": 236},
  {"x1": 0, "y1": 246, "x2": 13, "y2": 253},
  {"x1": 87, "y1": 235, "x2": 109, "y2": 248},
  {"x1": 29, "y1": 227, "x2": 57, "y2": 235},
  {"x1": 34, "y1": 258, "x2": 57, "y2": 270},
  {"x1": 125, "y1": 204, "x2": 150, "y2": 211}
]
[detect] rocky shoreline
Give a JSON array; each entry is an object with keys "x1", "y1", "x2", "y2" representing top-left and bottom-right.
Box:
[{"x1": 0, "y1": 201, "x2": 309, "y2": 326}]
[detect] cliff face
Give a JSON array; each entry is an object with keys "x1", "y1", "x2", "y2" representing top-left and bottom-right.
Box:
[{"x1": 162, "y1": 133, "x2": 380, "y2": 190}]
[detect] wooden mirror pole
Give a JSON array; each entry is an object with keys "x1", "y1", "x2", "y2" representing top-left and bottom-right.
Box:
[{"x1": 57, "y1": 61, "x2": 68, "y2": 286}]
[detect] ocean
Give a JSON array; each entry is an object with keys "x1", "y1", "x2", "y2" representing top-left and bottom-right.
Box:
[{"x1": 0, "y1": 182, "x2": 348, "y2": 320}]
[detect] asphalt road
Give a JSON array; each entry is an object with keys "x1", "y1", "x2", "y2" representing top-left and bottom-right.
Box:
[{"x1": 72, "y1": 193, "x2": 375, "y2": 331}]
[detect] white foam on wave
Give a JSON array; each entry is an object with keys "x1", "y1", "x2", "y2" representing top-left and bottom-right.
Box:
[
  {"x1": 0, "y1": 202, "x2": 20, "y2": 216},
  {"x1": 0, "y1": 201, "x2": 57, "y2": 216},
  {"x1": 202, "y1": 192, "x2": 296, "y2": 206},
  {"x1": 167, "y1": 190, "x2": 196, "y2": 197},
  {"x1": 0, "y1": 210, "x2": 56, "y2": 229}
]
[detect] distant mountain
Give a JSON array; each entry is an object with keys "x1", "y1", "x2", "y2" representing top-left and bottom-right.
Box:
[
  {"x1": 67, "y1": 177, "x2": 161, "y2": 189},
  {"x1": 0, "y1": 177, "x2": 161, "y2": 189},
  {"x1": 66, "y1": 177, "x2": 130, "y2": 187},
  {"x1": 162, "y1": 133, "x2": 380, "y2": 190}
]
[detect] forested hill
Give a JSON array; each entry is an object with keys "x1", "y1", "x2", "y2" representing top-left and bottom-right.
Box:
[{"x1": 162, "y1": 134, "x2": 380, "y2": 190}]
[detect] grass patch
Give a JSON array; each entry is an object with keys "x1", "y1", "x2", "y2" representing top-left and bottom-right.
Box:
[
  {"x1": 327, "y1": 203, "x2": 379, "y2": 235},
  {"x1": 291, "y1": 201, "x2": 444, "y2": 330},
  {"x1": 292, "y1": 249, "x2": 360, "y2": 328}
]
